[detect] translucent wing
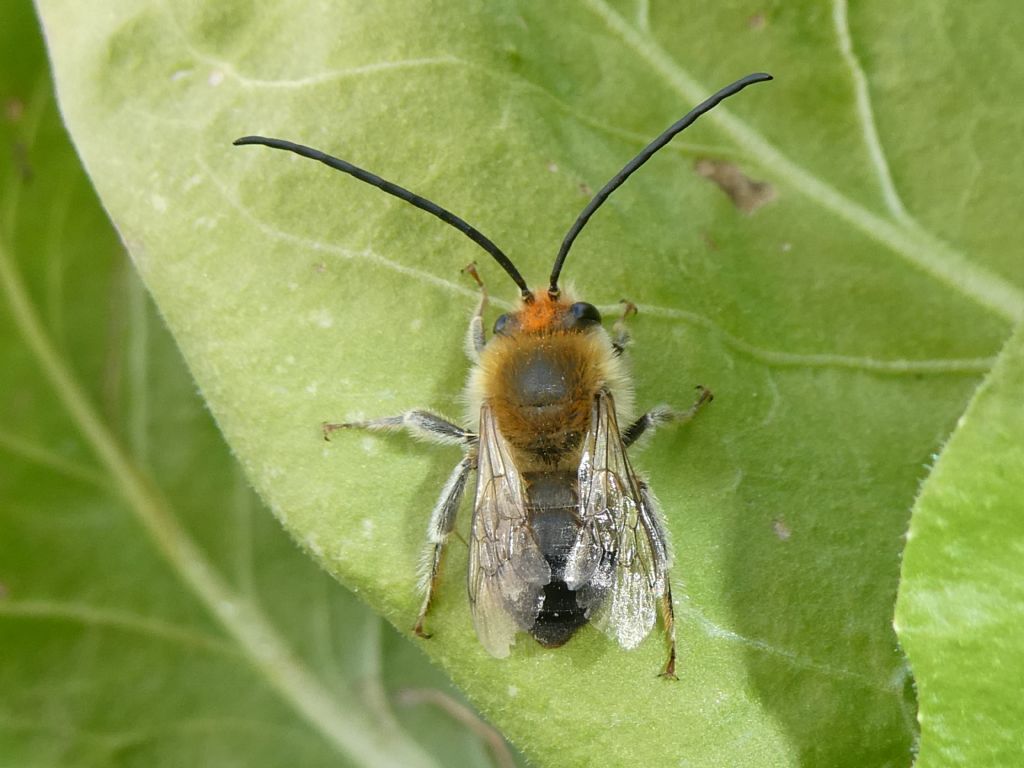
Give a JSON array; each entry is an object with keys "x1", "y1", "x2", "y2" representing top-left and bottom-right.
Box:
[
  {"x1": 467, "y1": 404, "x2": 551, "y2": 657},
  {"x1": 564, "y1": 390, "x2": 670, "y2": 649}
]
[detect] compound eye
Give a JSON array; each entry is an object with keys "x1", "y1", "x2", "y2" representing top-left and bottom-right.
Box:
[
  {"x1": 568, "y1": 302, "x2": 602, "y2": 328},
  {"x1": 493, "y1": 313, "x2": 513, "y2": 336}
]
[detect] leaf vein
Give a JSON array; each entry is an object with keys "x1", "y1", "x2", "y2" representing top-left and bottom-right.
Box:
[
  {"x1": 678, "y1": 602, "x2": 904, "y2": 694},
  {"x1": 832, "y1": 0, "x2": 913, "y2": 225},
  {"x1": 0, "y1": 429, "x2": 108, "y2": 488},
  {"x1": 620, "y1": 303, "x2": 996, "y2": 376},
  {"x1": 0, "y1": 600, "x2": 239, "y2": 655}
]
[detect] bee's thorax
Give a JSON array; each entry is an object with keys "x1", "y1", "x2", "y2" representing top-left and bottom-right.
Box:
[
  {"x1": 481, "y1": 333, "x2": 604, "y2": 470},
  {"x1": 465, "y1": 290, "x2": 636, "y2": 472}
]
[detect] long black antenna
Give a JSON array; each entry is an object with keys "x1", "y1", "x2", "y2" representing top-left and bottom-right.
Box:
[
  {"x1": 549, "y1": 72, "x2": 773, "y2": 297},
  {"x1": 233, "y1": 136, "x2": 532, "y2": 299}
]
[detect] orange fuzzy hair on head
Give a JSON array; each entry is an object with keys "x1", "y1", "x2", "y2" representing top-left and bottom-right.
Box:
[{"x1": 518, "y1": 291, "x2": 565, "y2": 334}]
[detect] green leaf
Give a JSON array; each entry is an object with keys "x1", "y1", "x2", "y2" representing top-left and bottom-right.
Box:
[
  {"x1": 895, "y1": 322, "x2": 1024, "y2": 766},
  {"x1": 30, "y1": 0, "x2": 1024, "y2": 766},
  {"x1": 0, "y1": 4, "x2": 519, "y2": 768}
]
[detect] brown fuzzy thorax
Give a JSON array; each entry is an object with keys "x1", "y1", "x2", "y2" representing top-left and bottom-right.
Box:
[{"x1": 478, "y1": 331, "x2": 607, "y2": 471}]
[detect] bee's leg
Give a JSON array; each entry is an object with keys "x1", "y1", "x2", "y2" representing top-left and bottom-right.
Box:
[
  {"x1": 621, "y1": 386, "x2": 714, "y2": 448},
  {"x1": 415, "y1": 454, "x2": 475, "y2": 637},
  {"x1": 611, "y1": 300, "x2": 638, "y2": 356},
  {"x1": 658, "y1": 581, "x2": 679, "y2": 680},
  {"x1": 462, "y1": 262, "x2": 488, "y2": 362},
  {"x1": 637, "y1": 480, "x2": 677, "y2": 679},
  {"x1": 323, "y1": 410, "x2": 475, "y2": 447}
]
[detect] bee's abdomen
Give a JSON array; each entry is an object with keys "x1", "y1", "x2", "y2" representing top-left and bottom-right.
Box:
[
  {"x1": 532, "y1": 581, "x2": 588, "y2": 647},
  {"x1": 526, "y1": 473, "x2": 588, "y2": 647}
]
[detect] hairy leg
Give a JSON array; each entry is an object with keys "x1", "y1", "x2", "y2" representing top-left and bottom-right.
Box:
[
  {"x1": 415, "y1": 455, "x2": 475, "y2": 637},
  {"x1": 323, "y1": 410, "x2": 475, "y2": 447},
  {"x1": 462, "y1": 262, "x2": 488, "y2": 362},
  {"x1": 622, "y1": 386, "x2": 714, "y2": 448},
  {"x1": 611, "y1": 300, "x2": 638, "y2": 356}
]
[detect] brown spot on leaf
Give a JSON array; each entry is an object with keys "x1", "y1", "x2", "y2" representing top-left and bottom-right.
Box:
[
  {"x1": 695, "y1": 158, "x2": 776, "y2": 214},
  {"x1": 748, "y1": 12, "x2": 767, "y2": 30}
]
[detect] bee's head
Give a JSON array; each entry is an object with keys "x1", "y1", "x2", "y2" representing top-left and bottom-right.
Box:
[{"x1": 491, "y1": 291, "x2": 603, "y2": 338}]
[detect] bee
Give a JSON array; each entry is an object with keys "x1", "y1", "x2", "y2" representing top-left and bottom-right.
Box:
[{"x1": 235, "y1": 72, "x2": 771, "y2": 677}]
